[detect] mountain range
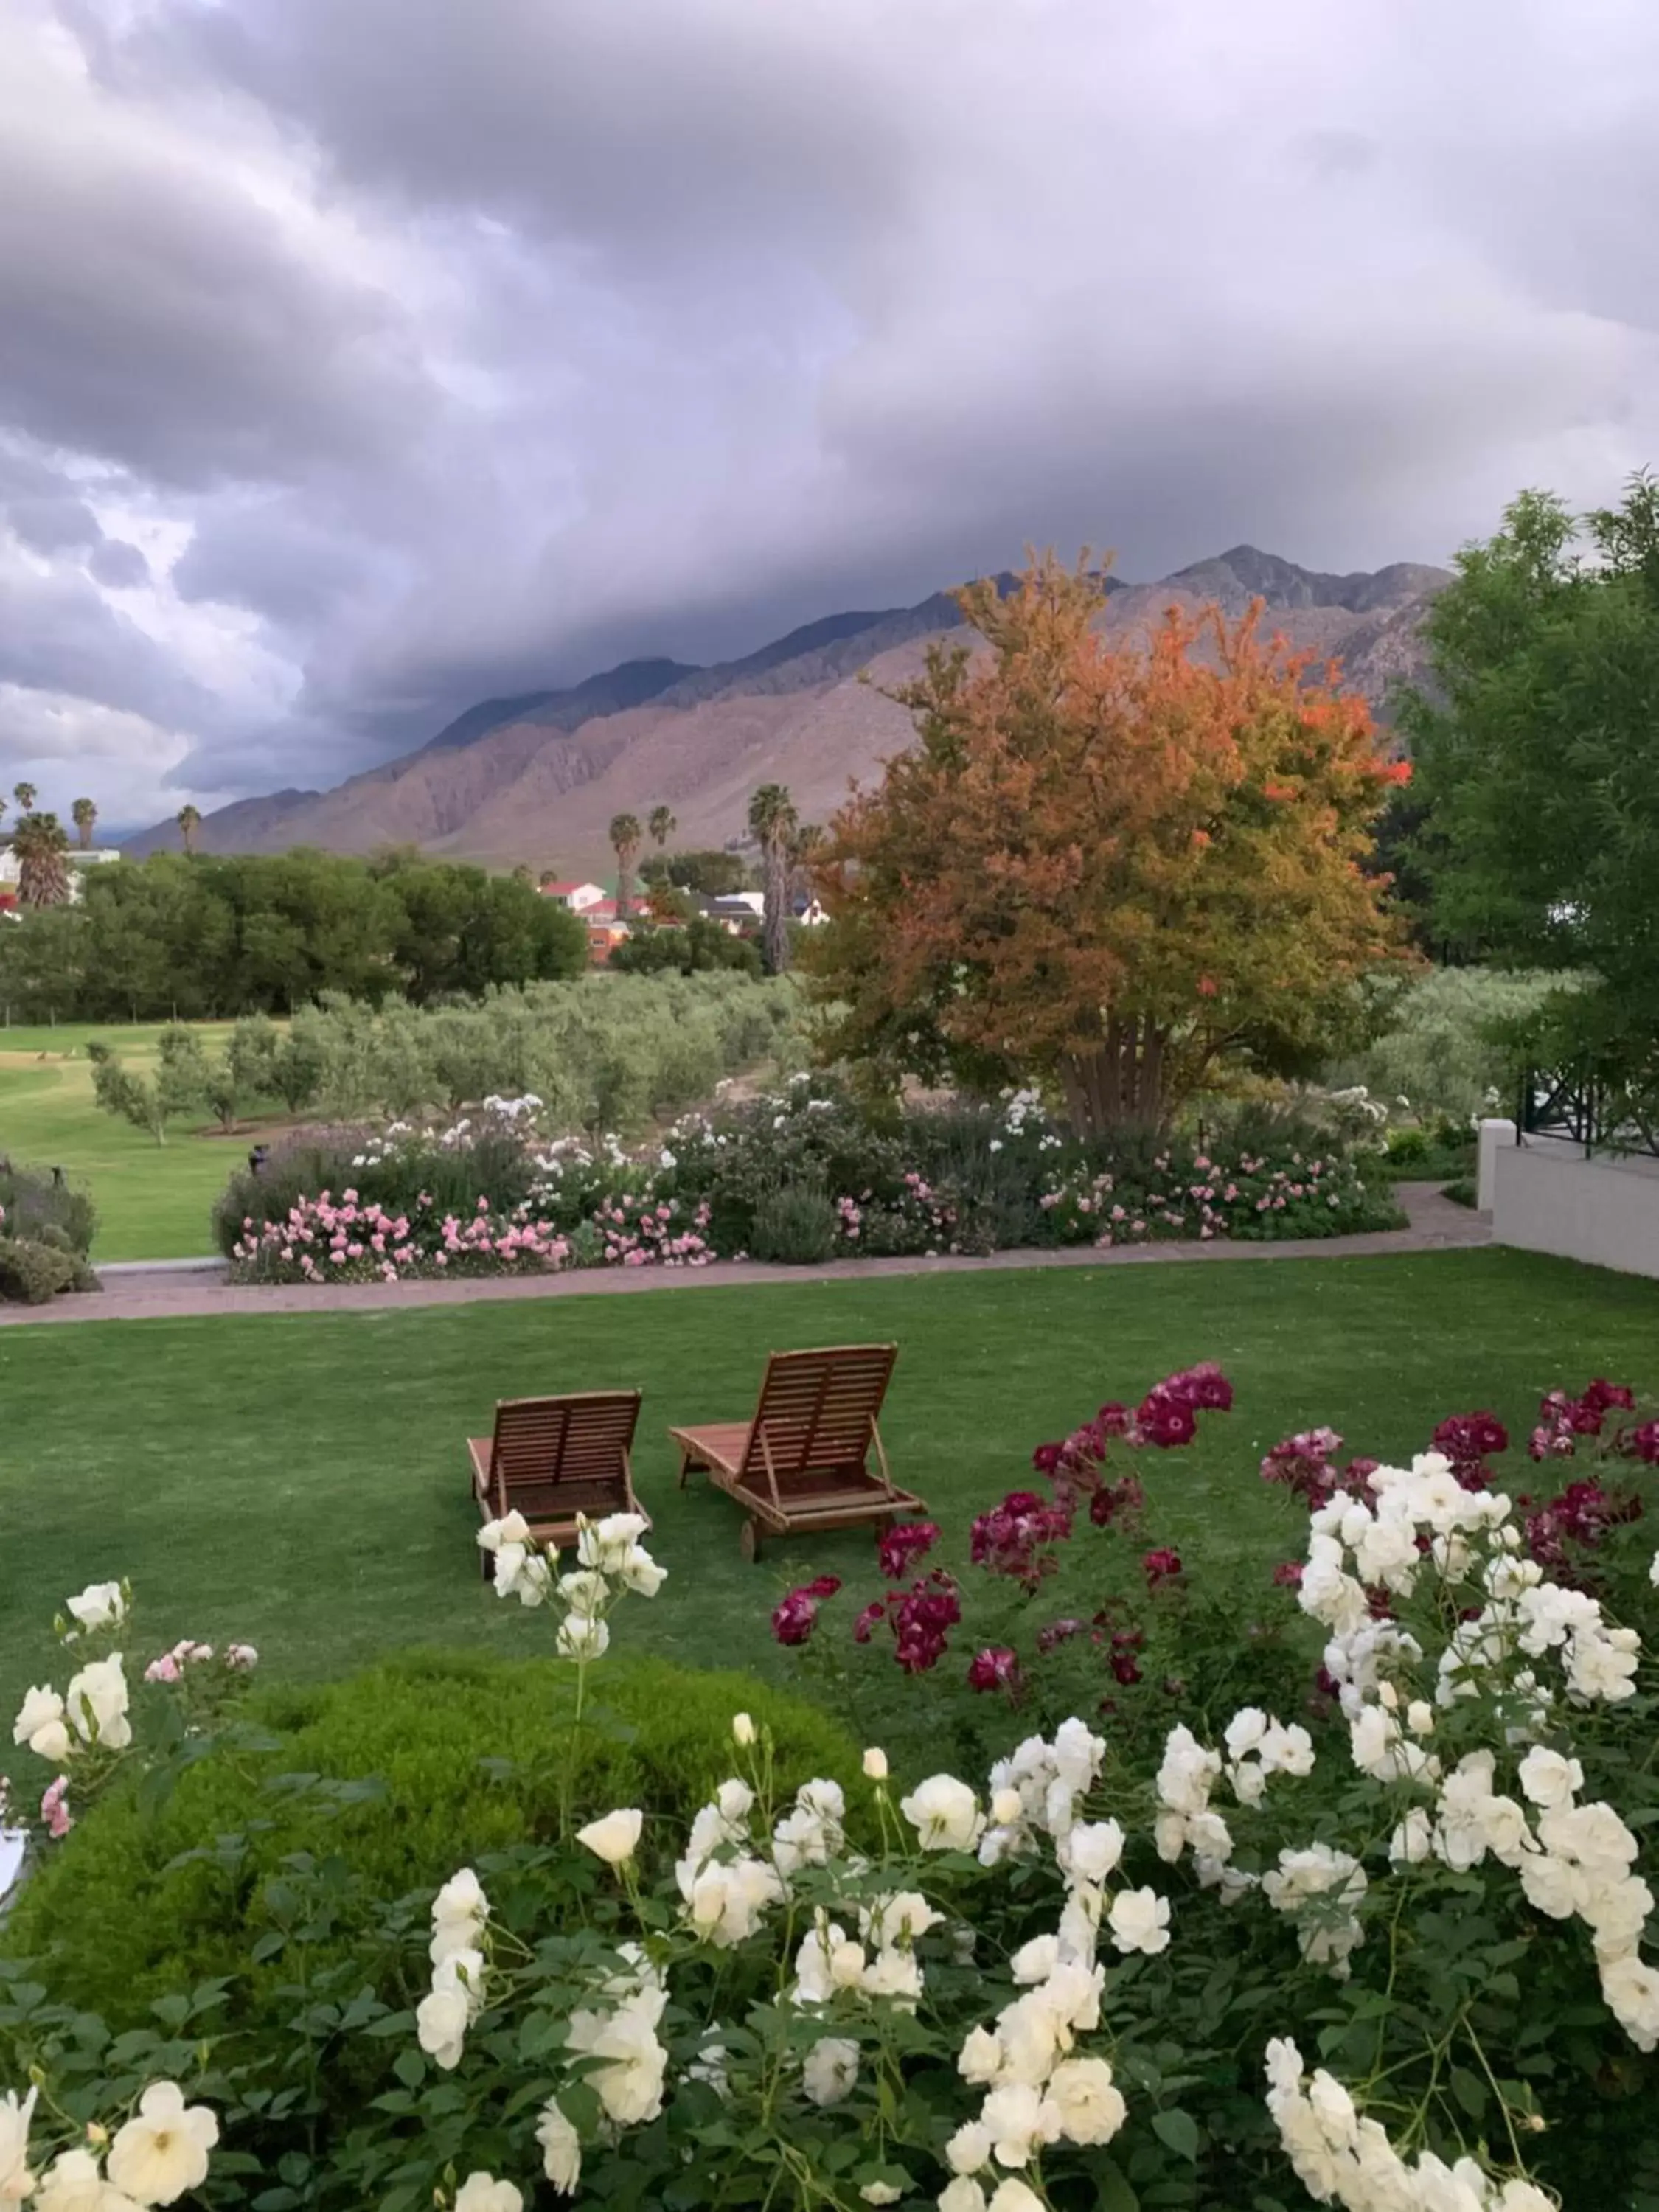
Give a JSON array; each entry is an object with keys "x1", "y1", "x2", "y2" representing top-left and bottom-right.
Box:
[{"x1": 125, "y1": 546, "x2": 1450, "y2": 874}]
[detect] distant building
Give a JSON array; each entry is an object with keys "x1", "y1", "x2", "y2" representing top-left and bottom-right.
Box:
[
  {"x1": 792, "y1": 894, "x2": 829, "y2": 927},
  {"x1": 538, "y1": 878, "x2": 607, "y2": 912}
]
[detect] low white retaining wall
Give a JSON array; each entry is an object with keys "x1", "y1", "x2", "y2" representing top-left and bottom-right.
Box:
[{"x1": 1478, "y1": 1118, "x2": 1659, "y2": 1279}]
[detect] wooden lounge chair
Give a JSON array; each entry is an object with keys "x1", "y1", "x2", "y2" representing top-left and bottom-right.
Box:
[
  {"x1": 468, "y1": 1391, "x2": 647, "y2": 1568},
  {"x1": 669, "y1": 1343, "x2": 920, "y2": 1559}
]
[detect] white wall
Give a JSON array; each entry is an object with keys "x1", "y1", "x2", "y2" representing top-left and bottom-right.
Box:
[{"x1": 1482, "y1": 1120, "x2": 1659, "y2": 1279}]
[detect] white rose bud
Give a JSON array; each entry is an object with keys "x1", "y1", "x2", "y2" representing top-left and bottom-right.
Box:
[
  {"x1": 733, "y1": 1713, "x2": 757, "y2": 1747},
  {"x1": 863, "y1": 1747, "x2": 888, "y2": 1781},
  {"x1": 991, "y1": 1787, "x2": 1023, "y2": 1828}
]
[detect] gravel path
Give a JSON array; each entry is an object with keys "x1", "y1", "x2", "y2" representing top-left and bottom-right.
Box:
[{"x1": 0, "y1": 1185, "x2": 1489, "y2": 1330}]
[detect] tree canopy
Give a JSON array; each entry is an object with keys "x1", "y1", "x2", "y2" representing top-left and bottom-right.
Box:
[
  {"x1": 1400, "y1": 473, "x2": 1659, "y2": 1078},
  {"x1": 0, "y1": 848, "x2": 587, "y2": 1020},
  {"x1": 807, "y1": 553, "x2": 1408, "y2": 1135}
]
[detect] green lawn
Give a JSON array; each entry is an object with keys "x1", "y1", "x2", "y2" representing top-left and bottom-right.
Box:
[
  {"x1": 3, "y1": 1248, "x2": 1657, "y2": 1732},
  {"x1": 0, "y1": 1021, "x2": 251, "y2": 1260}
]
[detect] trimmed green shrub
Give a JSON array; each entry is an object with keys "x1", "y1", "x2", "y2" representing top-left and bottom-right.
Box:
[
  {"x1": 1, "y1": 1648, "x2": 860, "y2": 2039},
  {"x1": 748, "y1": 1183, "x2": 838, "y2": 1263},
  {"x1": 0, "y1": 1236, "x2": 77, "y2": 1304},
  {"x1": 0, "y1": 1158, "x2": 95, "y2": 1255}
]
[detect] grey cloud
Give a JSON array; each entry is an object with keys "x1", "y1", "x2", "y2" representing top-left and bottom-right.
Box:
[
  {"x1": 0, "y1": 554, "x2": 218, "y2": 733},
  {"x1": 10, "y1": 0, "x2": 1659, "y2": 817},
  {"x1": 86, "y1": 538, "x2": 150, "y2": 588},
  {"x1": 7, "y1": 494, "x2": 103, "y2": 554}
]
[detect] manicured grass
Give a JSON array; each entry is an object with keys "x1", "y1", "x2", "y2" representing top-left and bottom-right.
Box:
[
  {"x1": 0, "y1": 1021, "x2": 254, "y2": 1260},
  {"x1": 3, "y1": 1248, "x2": 1657, "y2": 1730}
]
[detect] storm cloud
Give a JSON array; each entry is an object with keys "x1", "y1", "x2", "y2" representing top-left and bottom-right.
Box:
[{"x1": 2, "y1": 0, "x2": 1657, "y2": 826}]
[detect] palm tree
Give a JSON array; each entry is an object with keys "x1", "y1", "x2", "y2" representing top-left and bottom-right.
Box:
[
  {"x1": 748, "y1": 783, "x2": 799, "y2": 975},
  {"x1": 71, "y1": 797, "x2": 98, "y2": 851},
  {"x1": 608, "y1": 812, "x2": 642, "y2": 917},
  {"x1": 13, "y1": 782, "x2": 36, "y2": 814},
  {"x1": 177, "y1": 804, "x2": 201, "y2": 855},
  {"x1": 13, "y1": 811, "x2": 71, "y2": 908},
  {"x1": 648, "y1": 804, "x2": 676, "y2": 851}
]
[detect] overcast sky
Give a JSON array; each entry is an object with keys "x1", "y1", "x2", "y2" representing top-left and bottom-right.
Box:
[{"x1": 2, "y1": 0, "x2": 1657, "y2": 829}]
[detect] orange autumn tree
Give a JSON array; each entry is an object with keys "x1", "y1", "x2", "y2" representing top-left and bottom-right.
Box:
[{"x1": 807, "y1": 552, "x2": 1410, "y2": 1138}]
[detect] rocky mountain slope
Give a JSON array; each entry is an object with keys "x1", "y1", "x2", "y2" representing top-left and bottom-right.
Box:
[{"x1": 127, "y1": 547, "x2": 1447, "y2": 874}]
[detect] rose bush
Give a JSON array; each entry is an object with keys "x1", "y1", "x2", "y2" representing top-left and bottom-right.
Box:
[
  {"x1": 0, "y1": 1371, "x2": 1653, "y2": 2210},
  {"x1": 219, "y1": 1078, "x2": 1402, "y2": 1286}
]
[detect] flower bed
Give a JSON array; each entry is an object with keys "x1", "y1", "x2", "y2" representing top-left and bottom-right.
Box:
[
  {"x1": 2, "y1": 1371, "x2": 1655, "y2": 2211},
  {"x1": 217, "y1": 1079, "x2": 1402, "y2": 1285}
]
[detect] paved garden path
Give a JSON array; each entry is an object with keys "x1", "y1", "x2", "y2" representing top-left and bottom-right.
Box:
[{"x1": 0, "y1": 1184, "x2": 1489, "y2": 1329}]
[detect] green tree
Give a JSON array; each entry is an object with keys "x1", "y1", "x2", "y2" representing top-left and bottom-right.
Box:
[
  {"x1": 639, "y1": 848, "x2": 753, "y2": 897},
  {"x1": 1401, "y1": 473, "x2": 1659, "y2": 1084},
  {"x1": 608, "y1": 813, "x2": 642, "y2": 919},
  {"x1": 12, "y1": 810, "x2": 72, "y2": 908},
  {"x1": 177, "y1": 804, "x2": 202, "y2": 855},
  {"x1": 12, "y1": 782, "x2": 37, "y2": 813},
  {"x1": 747, "y1": 784, "x2": 798, "y2": 976},
  {"x1": 87, "y1": 1030, "x2": 208, "y2": 1147},
  {"x1": 70, "y1": 798, "x2": 98, "y2": 851},
  {"x1": 648, "y1": 804, "x2": 676, "y2": 849}
]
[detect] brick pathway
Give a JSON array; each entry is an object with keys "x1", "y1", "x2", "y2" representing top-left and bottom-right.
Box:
[{"x1": 0, "y1": 1184, "x2": 1489, "y2": 1330}]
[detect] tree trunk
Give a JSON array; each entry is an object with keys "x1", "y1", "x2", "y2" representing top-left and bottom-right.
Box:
[
  {"x1": 1057, "y1": 1015, "x2": 1171, "y2": 1141},
  {"x1": 762, "y1": 838, "x2": 791, "y2": 975}
]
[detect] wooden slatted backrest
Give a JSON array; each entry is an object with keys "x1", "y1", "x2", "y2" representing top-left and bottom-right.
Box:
[
  {"x1": 740, "y1": 1345, "x2": 897, "y2": 1484},
  {"x1": 490, "y1": 1391, "x2": 640, "y2": 1515}
]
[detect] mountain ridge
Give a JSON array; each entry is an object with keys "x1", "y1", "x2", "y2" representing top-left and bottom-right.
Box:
[{"x1": 126, "y1": 546, "x2": 1448, "y2": 873}]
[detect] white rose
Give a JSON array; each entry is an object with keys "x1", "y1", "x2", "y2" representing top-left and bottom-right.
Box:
[
  {"x1": 557, "y1": 1613, "x2": 610, "y2": 1660},
  {"x1": 860, "y1": 1947, "x2": 923, "y2": 2008},
  {"x1": 801, "y1": 2037, "x2": 860, "y2": 2107},
  {"x1": 1517, "y1": 1851, "x2": 1582, "y2": 1920},
  {"x1": 860, "y1": 2185, "x2": 902, "y2": 2205},
  {"x1": 536, "y1": 2100, "x2": 582, "y2": 2194},
  {"x1": 65, "y1": 1582, "x2": 126, "y2": 1635},
  {"x1": 1009, "y1": 1935, "x2": 1059, "y2": 1985},
  {"x1": 557, "y1": 1570, "x2": 609, "y2": 1613},
  {"x1": 939, "y1": 2182, "x2": 987, "y2": 2212},
  {"x1": 65, "y1": 1657, "x2": 130, "y2": 1751},
  {"x1": 0, "y1": 2089, "x2": 37, "y2": 2207},
  {"x1": 900, "y1": 1775, "x2": 983, "y2": 1851},
  {"x1": 1062, "y1": 1820, "x2": 1124, "y2": 1883},
  {"x1": 618, "y1": 1545, "x2": 667, "y2": 1596},
  {"x1": 1045, "y1": 2056, "x2": 1127, "y2": 2146},
  {"x1": 106, "y1": 2082, "x2": 218, "y2": 2207},
  {"x1": 574, "y1": 2000, "x2": 667, "y2": 2126},
  {"x1": 1600, "y1": 1953, "x2": 1659, "y2": 2053},
  {"x1": 956, "y1": 2026, "x2": 1002, "y2": 2086},
  {"x1": 980, "y1": 2083, "x2": 1060, "y2": 2168},
  {"x1": 1517, "y1": 1746, "x2": 1583, "y2": 1810},
  {"x1": 13, "y1": 1686, "x2": 70, "y2": 1764},
  {"x1": 1107, "y1": 1886, "x2": 1171, "y2": 1956},
  {"x1": 863, "y1": 1747, "x2": 888, "y2": 1781},
  {"x1": 477, "y1": 1511, "x2": 532, "y2": 1553},
  {"x1": 34, "y1": 2146, "x2": 131, "y2": 2212},
  {"x1": 454, "y1": 2175, "x2": 523, "y2": 2212},
  {"x1": 1388, "y1": 1811, "x2": 1433, "y2": 1866},
  {"x1": 577, "y1": 1808, "x2": 643, "y2": 1866},
  {"x1": 1405, "y1": 1701, "x2": 1436, "y2": 1739},
  {"x1": 578, "y1": 1512, "x2": 648, "y2": 1572},
  {"x1": 733, "y1": 1713, "x2": 757, "y2": 1747},
  {"x1": 945, "y1": 2122, "x2": 992, "y2": 2176},
  {"x1": 990, "y1": 1787, "x2": 1023, "y2": 1828},
  {"x1": 417, "y1": 1978, "x2": 474, "y2": 2070}
]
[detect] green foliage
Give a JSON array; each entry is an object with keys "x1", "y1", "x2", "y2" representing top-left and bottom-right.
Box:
[
  {"x1": 1, "y1": 1649, "x2": 858, "y2": 2054},
  {"x1": 611, "y1": 914, "x2": 763, "y2": 976},
  {"x1": 0, "y1": 849, "x2": 588, "y2": 1022},
  {"x1": 748, "y1": 1183, "x2": 838, "y2": 1263},
  {"x1": 0, "y1": 1234, "x2": 82, "y2": 1302},
  {"x1": 207, "y1": 973, "x2": 801, "y2": 1134},
  {"x1": 86, "y1": 1026, "x2": 215, "y2": 1146},
  {"x1": 1326, "y1": 967, "x2": 1571, "y2": 1124},
  {"x1": 640, "y1": 848, "x2": 756, "y2": 897},
  {"x1": 0, "y1": 1158, "x2": 95, "y2": 1255},
  {"x1": 1401, "y1": 473, "x2": 1659, "y2": 1084}
]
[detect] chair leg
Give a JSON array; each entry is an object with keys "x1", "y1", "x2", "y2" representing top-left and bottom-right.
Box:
[{"x1": 740, "y1": 1519, "x2": 762, "y2": 1563}]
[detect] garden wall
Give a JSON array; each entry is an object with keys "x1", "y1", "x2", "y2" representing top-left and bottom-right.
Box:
[{"x1": 1480, "y1": 1116, "x2": 1659, "y2": 1279}]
